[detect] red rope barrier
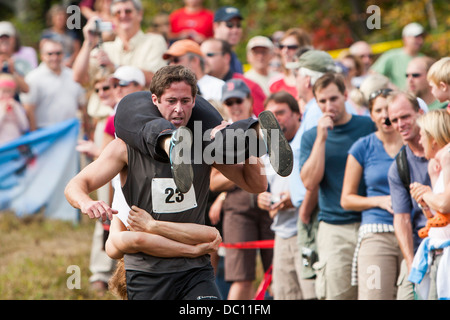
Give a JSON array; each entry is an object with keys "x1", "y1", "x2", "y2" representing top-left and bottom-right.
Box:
[
  {"x1": 219, "y1": 239, "x2": 275, "y2": 300},
  {"x1": 220, "y1": 239, "x2": 274, "y2": 249},
  {"x1": 254, "y1": 265, "x2": 273, "y2": 300}
]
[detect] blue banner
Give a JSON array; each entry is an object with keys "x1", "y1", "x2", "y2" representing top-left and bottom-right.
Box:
[{"x1": 0, "y1": 119, "x2": 81, "y2": 223}]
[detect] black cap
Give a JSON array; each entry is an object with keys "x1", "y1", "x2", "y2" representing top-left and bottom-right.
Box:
[{"x1": 214, "y1": 6, "x2": 243, "y2": 22}]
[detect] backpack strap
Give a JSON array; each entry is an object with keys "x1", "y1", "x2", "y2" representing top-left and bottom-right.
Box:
[{"x1": 395, "y1": 146, "x2": 410, "y2": 193}]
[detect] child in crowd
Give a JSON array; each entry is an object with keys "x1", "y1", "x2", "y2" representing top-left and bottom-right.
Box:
[
  {"x1": 411, "y1": 58, "x2": 450, "y2": 237},
  {"x1": 0, "y1": 73, "x2": 29, "y2": 145},
  {"x1": 427, "y1": 57, "x2": 450, "y2": 112},
  {"x1": 413, "y1": 109, "x2": 450, "y2": 238}
]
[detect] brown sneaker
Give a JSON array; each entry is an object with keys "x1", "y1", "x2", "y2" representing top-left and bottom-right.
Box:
[
  {"x1": 169, "y1": 126, "x2": 194, "y2": 193},
  {"x1": 258, "y1": 110, "x2": 293, "y2": 177}
]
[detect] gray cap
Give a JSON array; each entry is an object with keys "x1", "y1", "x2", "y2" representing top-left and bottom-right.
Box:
[
  {"x1": 221, "y1": 78, "x2": 250, "y2": 102},
  {"x1": 286, "y1": 50, "x2": 336, "y2": 73}
]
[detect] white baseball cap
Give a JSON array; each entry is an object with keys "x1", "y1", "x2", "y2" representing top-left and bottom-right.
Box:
[
  {"x1": 402, "y1": 22, "x2": 425, "y2": 37},
  {"x1": 246, "y1": 36, "x2": 274, "y2": 51},
  {"x1": 113, "y1": 66, "x2": 145, "y2": 87},
  {"x1": 0, "y1": 21, "x2": 16, "y2": 37}
]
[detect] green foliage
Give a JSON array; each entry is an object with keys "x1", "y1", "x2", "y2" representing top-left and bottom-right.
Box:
[{"x1": 0, "y1": 0, "x2": 448, "y2": 70}]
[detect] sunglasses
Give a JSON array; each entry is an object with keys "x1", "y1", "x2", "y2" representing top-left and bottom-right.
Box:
[
  {"x1": 225, "y1": 21, "x2": 241, "y2": 29},
  {"x1": 224, "y1": 98, "x2": 244, "y2": 106},
  {"x1": 279, "y1": 44, "x2": 299, "y2": 50},
  {"x1": 358, "y1": 54, "x2": 374, "y2": 59},
  {"x1": 113, "y1": 80, "x2": 137, "y2": 88},
  {"x1": 95, "y1": 85, "x2": 111, "y2": 93},
  {"x1": 206, "y1": 52, "x2": 222, "y2": 57},
  {"x1": 405, "y1": 73, "x2": 422, "y2": 78},
  {"x1": 153, "y1": 22, "x2": 169, "y2": 28},
  {"x1": 368, "y1": 88, "x2": 393, "y2": 102},
  {"x1": 169, "y1": 57, "x2": 181, "y2": 64},
  {"x1": 113, "y1": 8, "x2": 133, "y2": 17},
  {"x1": 46, "y1": 51, "x2": 63, "y2": 56}
]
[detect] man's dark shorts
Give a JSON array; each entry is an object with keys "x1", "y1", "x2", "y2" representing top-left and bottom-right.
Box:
[{"x1": 126, "y1": 264, "x2": 221, "y2": 300}]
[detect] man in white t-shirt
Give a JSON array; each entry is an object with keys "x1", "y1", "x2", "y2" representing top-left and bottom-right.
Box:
[
  {"x1": 244, "y1": 36, "x2": 279, "y2": 95},
  {"x1": 21, "y1": 38, "x2": 86, "y2": 131}
]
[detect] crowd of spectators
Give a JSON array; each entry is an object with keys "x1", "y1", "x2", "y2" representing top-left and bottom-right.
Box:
[{"x1": 1, "y1": 0, "x2": 449, "y2": 301}]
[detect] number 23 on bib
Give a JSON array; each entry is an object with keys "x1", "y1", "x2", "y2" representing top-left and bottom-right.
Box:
[{"x1": 151, "y1": 178, "x2": 197, "y2": 214}]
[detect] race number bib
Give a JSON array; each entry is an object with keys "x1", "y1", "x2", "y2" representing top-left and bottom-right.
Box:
[{"x1": 151, "y1": 178, "x2": 197, "y2": 214}]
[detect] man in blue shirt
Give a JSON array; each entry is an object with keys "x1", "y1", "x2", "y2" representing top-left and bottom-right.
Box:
[
  {"x1": 213, "y1": 6, "x2": 244, "y2": 75},
  {"x1": 387, "y1": 91, "x2": 429, "y2": 300},
  {"x1": 288, "y1": 50, "x2": 334, "y2": 225},
  {"x1": 288, "y1": 50, "x2": 358, "y2": 226},
  {"x1": 300, "y1": 73, "x2": 375, "y2": 300}
]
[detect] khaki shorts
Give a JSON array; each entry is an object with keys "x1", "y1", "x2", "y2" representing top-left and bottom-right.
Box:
[
  {"x1": 313, "y1": 221, "x2": 359, "y2": 300},
  {"x1": 357, "y1": 232, "x2": 402, "y2": 299},
  {"x1": 272, "y1": 234, "x2": 316, "y2": 300}
]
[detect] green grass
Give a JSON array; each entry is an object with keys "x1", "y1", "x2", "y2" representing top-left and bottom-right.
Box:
[
  {"x1": 0, "y1": 211, "x2": 117, "y2": 300},
  {"x1": 0, "y1": 210, "x2": 270, "y2": 300}
]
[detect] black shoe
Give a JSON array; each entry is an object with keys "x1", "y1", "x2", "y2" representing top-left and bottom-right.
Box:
[
  {"x1": 258, "y1": 110, "x2": 293, "y2": 177},
  {"x1": 169, "y1": 127, "x2": 193, "y2": 193}
]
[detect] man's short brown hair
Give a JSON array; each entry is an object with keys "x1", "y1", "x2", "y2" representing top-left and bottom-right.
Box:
[
  {"x1": 312, "y1": 72, "x2": 346, "y2": 97},
  {"x1": 264, "y1": 91, "x2": 300, "y2": 114},
  {"x1": 386, "y1": 90, "x2": 420, "y2": 113},
  {"x1": 150, "y1": 65, "x2": 198, "y2": 100}
]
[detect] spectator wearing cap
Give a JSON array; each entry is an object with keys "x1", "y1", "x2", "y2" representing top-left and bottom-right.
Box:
[
  {"x1": 163, "y1": 39, "x2": 224, "y2": 103},
  {"x1": 2, "y1": 20, "x2": 38, "y2": 71},
  {"x1": 0, "y1": 21, "x2": 31, "y2": 94},
  {"x1": 102, "y1": 65, "x2": 146, "y2": 144},
  {"x1": 76, "y1": 65, "x2": 145, "y2": 161},
  {"x1": 244, "y1": 36, "x2": 279, "y2": 96},
  {"x1": 80, "y1": 65, "x2": 145, "y2": 294},
  {"x1": 201, "y1": 38, "x2": 266, "y2": 116},
  {"x1": 111, "y1": 65, "x2": 145, "y2": 102},
  {"x1": 210, "y1": 78, "x2": 274, "y2": 299},
  {"x1": 169, "y1": 0, "x2": 214, "y2": 44},
  {"x1": 287, "y1": 51, "x2": 355, "y2": 295},
  {"x1": 371, "y1": 22, "x2": 426, "y2": 90},
  {"x1": 213, "y1": 6, "x2": 244, "y2": 75}
]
